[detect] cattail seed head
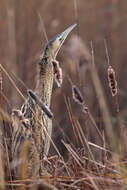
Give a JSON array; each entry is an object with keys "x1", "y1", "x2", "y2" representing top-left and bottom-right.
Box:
[
  {"x1": 52, "y1": 60, "x2": 63, "y2": 87},
  {"x1": 72, "y1": 85, "x2": 84, "y2": 104},
  {"x1": 12, "y1": 109, "x2": 30, "y2": 128},
  {"x1": 108, "y1": 66, "x2": 117, "y2": 96},
  {"x1": 52, "y1": 60, "x2": 59, "y2": 74},
  {"x1": 12, "y1": 109, "x2": 25, "y2": 121},
  {"x1": 28, "y1": 89, "x2": 37, "y2": 102},
  {"x1": 55, "y1": 67, "x2": 63, "y2": 87},
  {"x1": 82, "y1": 106, "x2": 89, "y2": 114},
  {"x1": 72, "y1": 85, "x2": 88, "y2": 113},
  {"x1": 27, "y1": 90, "x2": 53, "y2": 119}
]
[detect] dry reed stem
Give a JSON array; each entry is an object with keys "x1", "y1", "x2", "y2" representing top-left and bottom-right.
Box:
[
  {"x1": 62, "y1": 140, "x2": 83, "y2": 167},
  {"x1": 88, "y1": 141, "x2": 111, "y2": 154},
  {"x1": 87, "y1": 112, "x2": 103, "y2": 142},
  {"x1": 64, "y1": 96, "x2": 82, "y2": 147},
  {"x1": 76, "y1": 120, "x2": 100, "y2": 174},
  {"x1": 85, "y1": 175, "x2": 99, "y2": 190},
  {"x1": 0, "y1": 108, "x2": 12, "y2": 123},
  {"x1": 0, "y1": 148, "x2": 5, "y2": 190},
  {"x1": 101, "y1": 131, "x2": 107, "y2": 166},
  {"x1": 7, "y1": 179, "x2": 58, "y2": 190},
  {"x1": 82, "y1": 155, "x2": 120, "y2": 174},
  {"x1": 4, "y1": 138, "x2": 13, "y2": 190},
  {"x1": 20, "y1": 140, "x2": 30, "y2": 183},
  {"x1": 0, "y1": 64, "x2": 26, "y2": 101},
  {"x1": 10, "y1": 71, "x2": 28, "y2": 91},
  {"x1": 0, "y1": 65, "x2": 2, "y2": 93},
  {"x1": 38, "y1": 12, "x2": 49, "y2": 44}
]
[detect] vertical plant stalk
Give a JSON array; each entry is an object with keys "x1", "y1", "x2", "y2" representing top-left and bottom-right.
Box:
[
  {"x1": 7, "y1": 0, "x2": 18, "y2": 105},
  {"x1": 0, "y1": 66, "x2": 2, "y2": 93},
  {"x1": 0, "y1": 66, "x2": 2, "y2": 109},
  {"x1": 104, "y1": 39, "x2": 119, "y2": 113},
  {"x1": 4, "y1": 138, "x2": 13, "y2": 190},
  {"x1": 0, "y1": 149, "x2": 5, "y2": 190},
  {"x1": 89, "y1": 42, "x2": 117, "y2": 152}
]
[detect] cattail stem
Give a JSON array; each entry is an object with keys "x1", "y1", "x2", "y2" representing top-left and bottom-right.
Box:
[
  {"x1": 104, "y1": 39, "x2": 110, "y2": 66},
  {"x1": 104, "y1": 39, "x2": 119, "y2": 113},
  {"x1": 90, "y1": 41, "x2": 117, "y2": 152}
]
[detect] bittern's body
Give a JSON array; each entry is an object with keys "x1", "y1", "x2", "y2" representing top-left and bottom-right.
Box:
[{"x1": 12, "y1": 23, "x2": 77, "y2": 177}]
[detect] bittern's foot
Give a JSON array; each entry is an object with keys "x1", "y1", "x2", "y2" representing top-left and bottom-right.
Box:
[{"x1": 52, "y1": 59, "x2": 63, "y2": 88}]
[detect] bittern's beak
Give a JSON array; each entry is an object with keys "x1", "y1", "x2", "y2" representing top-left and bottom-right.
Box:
[
  {"x1": 46, "y1": 23, "x2": 77, "y2": 58},
  {"x1": 55, "y1": 23, "x2": 77, "y2": 56}
]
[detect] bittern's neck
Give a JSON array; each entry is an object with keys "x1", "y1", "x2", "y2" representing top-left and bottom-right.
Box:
[{"x1": 35, "y1": 55, "x2": 54, "y2": 107}]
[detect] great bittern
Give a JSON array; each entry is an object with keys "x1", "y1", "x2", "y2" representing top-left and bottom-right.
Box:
[{"x1": 12, "y1": 23, "x2": 77, "y2": 177}]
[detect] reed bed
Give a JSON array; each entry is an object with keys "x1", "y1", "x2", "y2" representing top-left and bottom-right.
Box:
[{"x1": 0, "y1": 43, "x2": 127, "y2": 189}]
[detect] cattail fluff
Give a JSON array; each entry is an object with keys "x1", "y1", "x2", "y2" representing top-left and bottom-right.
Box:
[
  {"x1": 27, "y1": 90, "x2": 53, "y2": 119},
  {"x1": 72, "y1": 85, "x2": 88, "y2": 113},
  {"x1": 12, "y1": 109, "x2": 25, "y2": 121},
  {"x1": 12, "y1": 109, "x2": 30, "y2": 127},
  {"x1": 52, "y1": 60, "x2": 63, "y2": 87},
  {"x1": 108, "y1": 66, "x2": 117, "y2": 96}
]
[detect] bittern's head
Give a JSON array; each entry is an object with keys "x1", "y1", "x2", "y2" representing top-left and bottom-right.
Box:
[{"x1": 44, "y1": 23, "x2": 77, "y2": 59}]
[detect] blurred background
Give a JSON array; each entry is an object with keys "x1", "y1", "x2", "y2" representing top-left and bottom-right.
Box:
[{"x1": 0, "y1": 0, "x2": 127, "y2": 156}]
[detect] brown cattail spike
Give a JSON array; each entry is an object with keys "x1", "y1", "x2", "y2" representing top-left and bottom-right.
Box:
[
  {"x1": 72, "y1": 84, "x2": 88, "y2": 113},
  {"x1": 108, "y1": 66, "x2": 117, "y2": 96},
  {"x1": 72, "y1": 85, "x2": 84, "y2": 104},
  {"x1": 52, "y1": 60, "x2": 63, "y2": 87},
  {"x1": 28, "y1": 90, "x2": 53, "y2": 119}
]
